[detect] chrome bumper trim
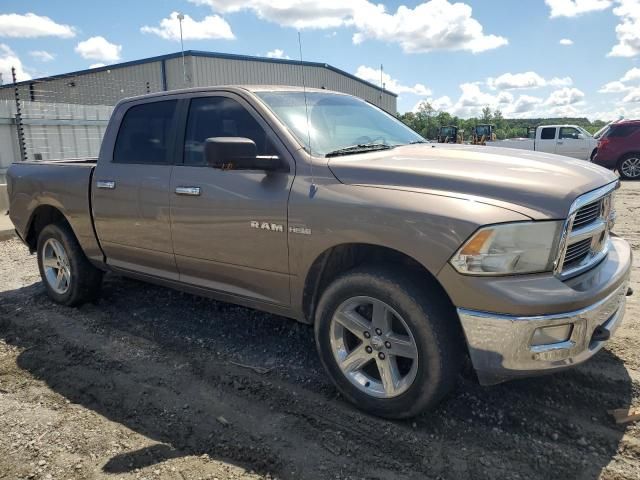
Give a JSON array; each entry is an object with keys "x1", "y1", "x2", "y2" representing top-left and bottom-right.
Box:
[{"x1": 457, "y1": 281, "x2": 628, "y2": 385}]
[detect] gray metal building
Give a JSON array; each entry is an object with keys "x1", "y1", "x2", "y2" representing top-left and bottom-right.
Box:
[
  {"x1": 0, "y1": 50, "x2": 397, "y2": 113},
  {"x1": 0, "y1": 51, "x2": 397, "y2": 210}
]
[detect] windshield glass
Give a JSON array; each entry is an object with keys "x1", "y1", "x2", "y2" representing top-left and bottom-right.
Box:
[
  {"x1": 474, "y1": 125, "x2": 492, "y2": 137},
  {"x1": 255, "y1": 91, "x2": 424, "y2": 156},
  {"x1": 577, "y1": 126, "x2": 592, "y2": 137}
]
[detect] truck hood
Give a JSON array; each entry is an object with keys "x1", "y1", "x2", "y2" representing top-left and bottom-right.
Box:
[{"x1": 327, "y1": 144, "x2": 618, "y2": 220}]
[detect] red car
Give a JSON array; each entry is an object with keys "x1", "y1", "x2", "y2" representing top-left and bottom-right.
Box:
[{"x1": 592, "y1": 120, "x2": 640, "y2": 179}]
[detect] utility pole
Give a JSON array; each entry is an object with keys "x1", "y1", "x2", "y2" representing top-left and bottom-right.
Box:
[{"x1": 178, "y1": 13, "x2": 186, "y2": 87}]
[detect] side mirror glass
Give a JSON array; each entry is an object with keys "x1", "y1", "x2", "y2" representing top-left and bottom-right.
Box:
[{"x1": 204, "y1": 137, "x2": 281, "y2": 171}]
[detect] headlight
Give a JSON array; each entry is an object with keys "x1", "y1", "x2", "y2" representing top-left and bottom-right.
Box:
[{"x1": 450, "y1": 221, "x2": 563, "y2": 275}]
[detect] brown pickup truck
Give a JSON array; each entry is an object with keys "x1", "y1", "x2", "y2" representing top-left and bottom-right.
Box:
[{"x1": 7, "y1": 86, "x2": 632, "y2": 418}]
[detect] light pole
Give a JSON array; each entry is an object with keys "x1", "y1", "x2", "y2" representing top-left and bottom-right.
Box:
[{"x1": 177, "y1": 12, "x2": 186, "y2": 86}]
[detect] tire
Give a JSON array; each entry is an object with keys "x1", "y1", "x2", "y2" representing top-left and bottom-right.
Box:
[
  {"x1": 618, "y1": 153, "x2": 640, "y2": 180},
  {"x1": 314, "y1": 265, "x2": 463, "y2": 419},
  {"x1": 36, "y1": 223, "x2": 103, "y2": 306}
]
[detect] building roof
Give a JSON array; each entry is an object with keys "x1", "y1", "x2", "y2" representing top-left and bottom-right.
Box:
[{"x1": 1, "y1": 50, "x2": 397, "y2": 97}]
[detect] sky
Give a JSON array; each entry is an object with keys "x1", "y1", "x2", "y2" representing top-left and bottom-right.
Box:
[{"x1": 1, "y1": 0, "x2": 640, "y2": 120}]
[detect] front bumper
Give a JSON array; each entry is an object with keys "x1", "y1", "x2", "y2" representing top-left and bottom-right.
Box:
[{"x1": 455, "y1": 237, "x2": 632, "y2": 386}]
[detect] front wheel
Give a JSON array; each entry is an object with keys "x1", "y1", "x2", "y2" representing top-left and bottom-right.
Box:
[
  {"x1": 37, "y1": 223, "x2": 104, "y2": 306},
  {"x1": 314, "y1": 266, "x2": 462, "y2": 419},
  {"x1": 619, "y1": 154, "x2": 640, "y2": 180}
]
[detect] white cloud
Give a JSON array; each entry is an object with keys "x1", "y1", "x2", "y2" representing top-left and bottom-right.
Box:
[
  {"x1": 599, "y1": 80, "x2": 632, "y2": 93},
  {"x1": 512, "y1": 95, "x2": 544, "y2": 113},
  {"x1": 623, "y1": 87, "x2": 640, "y2": 102},
  {"x1": 621, "y1": 67, "x2": 640, "y2": 81},
  {"x1": 0, "y1": 44, "x2": 31, "y2": 83},
  {"x1": 487, "y1": 71, "x2": 572, "y2": 90},
  {"x1": 545, "y1": 0, "x2": 612, "y2": 17},
  {"x1": 411, "y1": 96, "x2": 454, "y2": 113},
  {"x1": 89, "y1": 63, "x2": 106, "y2": 69},
  {"x1": 266, "y1": 49, "x2": 290, "y2": 59},
  {"x1": 355, "y1": 65, "x2": 432, "y2": 96},
  {"x1": 431, "y1": 96, "x2": 453, "y2": 111},
  {"x1": 190, "y1": 0, "x2": 358, "y2": 29},
  {"x1": 350, "y1": 0, "x2": 508, "y2": 53},
  {"x1": 191, "y1": 0, "x2": 507, "y2": 53},
  {"x1": 559, "y1": 38, "x2": 574, "y2": 45},
  {"x1": 457, "y1": 83, "x2": 513, "y2": 107},
  {"x1": 608, "y1": 0, "x2": 640, "y2": 57},
  {"x1": 545, "y1": 87, "x2": 585, "y2": 106},
  {"x1": 29, "y1": 50, "x2": 55, "y2": 62},
  {"x1": 75, "y1": 36, "x2": 122, "y2": 62},
  {"x1": 598, "y1": 67, "x2": 640, "y2": 92},
  {"x1": 141, "y1": 11, "x2": 234, "y2": 41},
  {"x1": 407, "y1": 82, "x2": 588, "y2": 118},
  {"x1": 0, "y1": 13, "x2": 75, "y2": 38}
]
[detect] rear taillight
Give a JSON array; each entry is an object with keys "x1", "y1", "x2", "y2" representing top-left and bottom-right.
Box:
[{"x1": 598, "y1": 137, "x2": 610, "y2": 148}]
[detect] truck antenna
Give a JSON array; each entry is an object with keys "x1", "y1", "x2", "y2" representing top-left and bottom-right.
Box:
[{"x1": 298, "y1": 32, "x2": 317, "y2": 196}]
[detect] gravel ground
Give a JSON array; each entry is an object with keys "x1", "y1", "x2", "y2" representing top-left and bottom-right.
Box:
[{"x1": 1, "y1": 182, "x2": 640, "y2": 480}]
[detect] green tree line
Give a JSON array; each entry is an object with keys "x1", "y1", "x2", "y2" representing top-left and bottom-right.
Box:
[{"x1": 398, "y1": 103, "x2": 609, "y2": 141}]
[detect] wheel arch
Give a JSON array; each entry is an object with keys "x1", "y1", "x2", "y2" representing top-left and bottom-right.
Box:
[
  {"x1": 24, "y1": 204, "x2": 73, "y2": 252},
  {"x1": 301, "y1": 243, "x2": 457, "y2": 325}
]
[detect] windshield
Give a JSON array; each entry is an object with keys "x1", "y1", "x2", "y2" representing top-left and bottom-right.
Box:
[
  {"x1": 577, "y1": 126, "x2": 592, "y2": 137},
  {"x1": 475, "y1": 125, "x2": 492, "y2": 137},
  {"x1": 255, "y1": 91, "x2": 424, "y2": 156}
]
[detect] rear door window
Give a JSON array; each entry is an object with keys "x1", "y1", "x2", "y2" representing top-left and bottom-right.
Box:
[
  {"x1": 606, "y1": 124, "x2": 640, "y2": 138},
  {"x1": 540, "y1": 127, "x2": 557, "y2": 140},
  {"x1": 113, "y1": 100, "x2": 178, "y2": 164}
]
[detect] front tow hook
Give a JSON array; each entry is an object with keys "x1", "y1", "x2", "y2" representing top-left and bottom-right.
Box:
[
  {"x1": 591, "y1": 325, "x2": 611, "y2": 342},
  {"x1": 627, "y1": 287, "x2": 634, "y2": 297}
]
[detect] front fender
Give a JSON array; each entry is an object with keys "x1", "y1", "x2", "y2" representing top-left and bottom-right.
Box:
[{"x1": 287, "y1": 177, "x2": 530, "y2": 317}]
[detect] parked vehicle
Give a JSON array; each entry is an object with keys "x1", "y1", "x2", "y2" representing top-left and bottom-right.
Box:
[
  {"x1": 471, "y1": 124, "x2": 496, "y2": 145},
  {"x1": 7, "y1": 86, "x2": 632, "y2": 419},
  {"x1": 592, "y1": 120, "x2": 640, "y2": 180},
  {"x1": 493, "y1": 125, "x2": 598, "y2": 160},
  {"x1": 437, "y1": 125, "x2": 462, "y2": 143}
]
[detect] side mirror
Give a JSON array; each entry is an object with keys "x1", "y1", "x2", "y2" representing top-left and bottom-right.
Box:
[
  {"x1": 204, "y1": 137, "x2": 281, "y2": 171},
  {"x1": 577, "y1": 133, "x2": 585, "y2": 139}
]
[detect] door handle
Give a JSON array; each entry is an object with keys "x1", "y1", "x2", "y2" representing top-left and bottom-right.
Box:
[
  {"x1": 175, "y1": 186, "x2": 201, "y2": 196},
  {"x1": 96, "y1": 180, "x2": 115, "y2": 189},
  {"x1": 556, "y1": 141, "x2": 564, "y2": 145}
]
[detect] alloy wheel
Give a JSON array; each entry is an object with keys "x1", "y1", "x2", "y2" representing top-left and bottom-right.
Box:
[
  {"x1": 329, "y1": 296, "x2": 419, "y2": 399},
  {"x1": 41, "y1": 238, "x2": 71, "y2": 294},
  {"x1": 621, "y1": 157, "x2": 640, "y2": 179}
]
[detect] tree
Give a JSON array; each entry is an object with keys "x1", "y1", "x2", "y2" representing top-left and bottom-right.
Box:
[{"x1": 481, "y1": 107, "x2": 492, "y2": 123}]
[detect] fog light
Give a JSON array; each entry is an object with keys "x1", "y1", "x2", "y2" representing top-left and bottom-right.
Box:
[{"x1": 531, "y1": 324, "x2": 573, "y2": 346}]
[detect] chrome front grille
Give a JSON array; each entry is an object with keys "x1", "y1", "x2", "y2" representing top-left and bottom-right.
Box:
[
  {"x1": 572, "y1": 199, "x2": 603, "y2": 230},
  {"x1": 555, "y1": 183, "x2": 617, "y2": 279},
  {"x1": 563, "y1": 237, "x2": 592, "y2": 267}
]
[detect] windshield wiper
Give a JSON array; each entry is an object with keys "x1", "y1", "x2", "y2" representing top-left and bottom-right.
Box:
[
  {"x1": 408, "y1": 140, "x2": 428, "y2": 144},
  {"x1": 325, "y1": 143, "x2": 393, "y2": 158}
]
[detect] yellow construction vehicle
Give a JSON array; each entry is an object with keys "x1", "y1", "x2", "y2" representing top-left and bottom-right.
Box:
[
  {"x1": 437, "y1": 125, "x2": 464, "y2": 143},
  {"x1": 471, "y1": 124, "x2": 497, "y2": 145}
]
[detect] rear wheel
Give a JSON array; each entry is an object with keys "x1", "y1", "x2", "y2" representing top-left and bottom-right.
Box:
[
  {"x1": 314, "y1": 266, "x2": 462, "y2": 419},
  {"x1": 619, "y1": 154, "x2": 640, "y2": 180},
  {"x1": 37, "y1": 223, "x2": 103, "y2": 306}
]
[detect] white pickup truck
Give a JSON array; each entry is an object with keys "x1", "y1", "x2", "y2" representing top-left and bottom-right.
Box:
[{"x1": 492, "y1": 125, "x2": 598, "y2": 161}]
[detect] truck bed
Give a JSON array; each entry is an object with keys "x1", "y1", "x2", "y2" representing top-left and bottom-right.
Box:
[{"x1": 7, "y1": 159, "x2": 102, "y2": 261}]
